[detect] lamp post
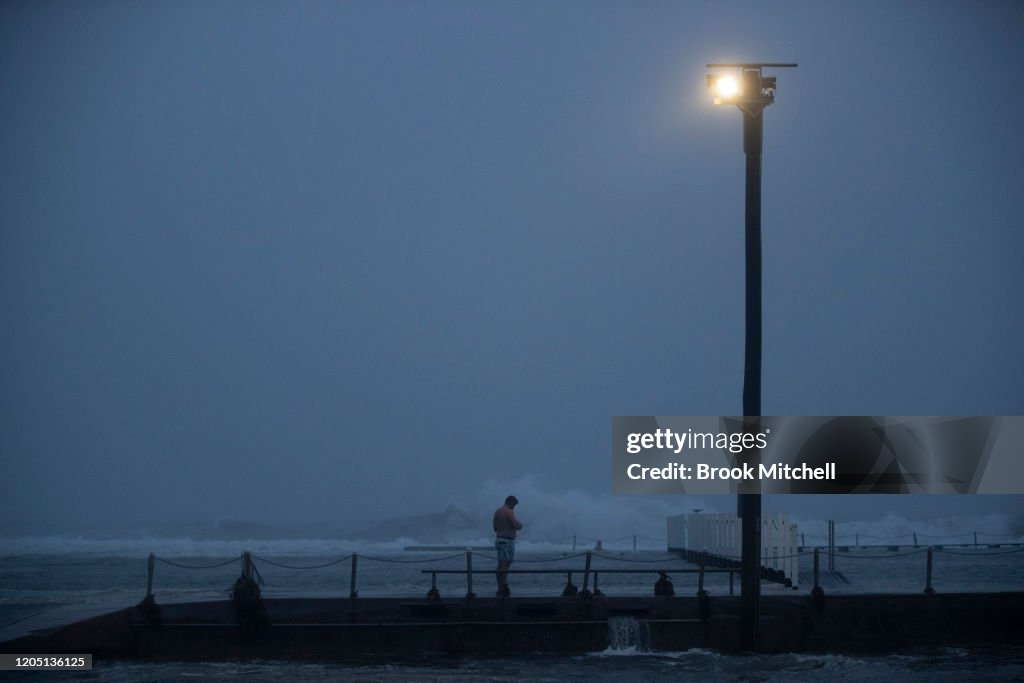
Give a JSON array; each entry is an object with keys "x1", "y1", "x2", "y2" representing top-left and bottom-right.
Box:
[{"x1": 706, "y1": 62, "x2": 796, "y2": 652}]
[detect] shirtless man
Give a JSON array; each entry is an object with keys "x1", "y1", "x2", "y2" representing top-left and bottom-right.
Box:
[{"x1": 493, "y1": 495, "x2": 523, "y2": 597}]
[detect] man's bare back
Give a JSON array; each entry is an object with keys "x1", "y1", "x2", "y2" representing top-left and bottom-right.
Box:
[{"x1": 493, "y1": 505, "x2": 522, "y2": 539}]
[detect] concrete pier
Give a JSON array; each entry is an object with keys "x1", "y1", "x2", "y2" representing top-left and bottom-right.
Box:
[{"x1": 2, "y1": 592, "x2": 1022, "y2": 660}]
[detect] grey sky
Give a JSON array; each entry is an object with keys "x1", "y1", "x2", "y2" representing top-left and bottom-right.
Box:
[{"x1": 2, "y1": 1, "x2": 1022, "y2": 531}]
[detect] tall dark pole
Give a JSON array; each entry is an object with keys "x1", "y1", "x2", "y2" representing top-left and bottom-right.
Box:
[
  {"x1": 739, "y1": 94, "x2": 763, "y2": 652},
  {"x1": 707, "y1": 61, "x2": 795, "y2": 653}
]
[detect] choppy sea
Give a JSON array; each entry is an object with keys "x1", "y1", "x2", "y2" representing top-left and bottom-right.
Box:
[{"x1": 1, "y1": 527, "x2": 1022, "y2": 681}]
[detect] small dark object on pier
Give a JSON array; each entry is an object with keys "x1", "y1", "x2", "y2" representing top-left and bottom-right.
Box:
[
  {"x1": 426, "y1": 570, "x2": 441, "y2": 601},
  {"x1": 698, "y1": 589, "x2": 710, "y2": 619},
  {"x1": 232, "y1": 575, "x2": 269, "y2": 638},
  {"x1": 811, "y1": 586, "x2": 826, "y2": 612},
  {"x1": 137, "y1": 594, "x2": 161, "y2": 627},
  {"x1": 655, "y1": 572, "x2": 675, "y2": 597},
  {"x1": 562, "y1": 573, "x2": 578, "y2": 597}
]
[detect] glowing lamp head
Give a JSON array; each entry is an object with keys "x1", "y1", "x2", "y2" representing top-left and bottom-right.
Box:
[
  {"x1": 714, "y1": 76, "x2": 739, "y2": 98},
  {"x1": 706, "y1": 73, "x2": 742, "y2": 104},
  {"x1": 706, "y1": 63, "x2": 796, "y2": 108}
]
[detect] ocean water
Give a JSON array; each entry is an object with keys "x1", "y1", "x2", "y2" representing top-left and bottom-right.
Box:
[
  {"x1": 1, "y1": 530, "x2": 1022, "y2": 681},
  {"x1": 4, "y1": 647, "x2": 1024, "y2": 681}
]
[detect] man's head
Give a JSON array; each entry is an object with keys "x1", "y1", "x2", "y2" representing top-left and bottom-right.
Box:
[{"x1": 504, "y1": 495, "x2": 518, "y2": 508}]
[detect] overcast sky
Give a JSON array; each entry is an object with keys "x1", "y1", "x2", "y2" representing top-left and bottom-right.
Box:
[{"x1": 1, "y1": 1, "x2": 1021, "y2": 532}]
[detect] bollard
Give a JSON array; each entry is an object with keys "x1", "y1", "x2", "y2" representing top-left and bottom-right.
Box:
[
  {"x1": 655, "y1": 571, "x2": 675, "y2": 597},
  {"x1": 350, "y1": 553, "x2": 358, "y2": 599},
  {"x1": 562, "y1": 572, "x2": 578, "y2": 597},
  {"x1": 146, "y1": 553, "x2": 155, "y2": 599},
  {"x1": 233, "y1": 551, "x2": 268, "y2": 637},
  {"x1": 924, "y1": 547, "x2": 936, "y2": 595}
]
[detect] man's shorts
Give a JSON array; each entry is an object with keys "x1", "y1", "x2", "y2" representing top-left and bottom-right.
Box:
[{"x1": 495, "y1": 538, "x2": 515, "y2": 564}]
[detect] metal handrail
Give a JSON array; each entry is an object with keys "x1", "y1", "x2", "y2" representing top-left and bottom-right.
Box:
[{"x1": 420, "y1": 557, "x2": 739, "y2": 600}]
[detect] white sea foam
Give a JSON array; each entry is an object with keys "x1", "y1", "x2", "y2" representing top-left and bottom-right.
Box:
[
  {"x1": 793, "y1": 513, "x2": 1022, "y2": 546},
  {"x1": 0, "y1": 480, "x2": 1018, "y2": 557},
  {"x1": 594, "y1": 645, "x2": 643, "y2": 656},
  {"x1": 0, "y1": 535, "x2": 426, "y2": 558},
  {"x1": 1, "y1": 519, "x2": 1018, "y2": 558}
]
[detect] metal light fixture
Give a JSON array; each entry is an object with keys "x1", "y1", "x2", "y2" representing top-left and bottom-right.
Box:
[{"x1": 706, "y1": 63, "x2": 793, "y2": 109}]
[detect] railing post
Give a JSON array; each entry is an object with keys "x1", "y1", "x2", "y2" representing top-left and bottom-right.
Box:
[
  {"x1": 694, "y1": 548, "x2": 708, "y2": 618},
  {"x1": 242, "y1": 551, "x2": 253, "y2": 580},
  {"x1": 913, "y1": 532, "x2": 918, "y2": 548},
  {"x1": 572, "y1": 535, "x2": 576, "y2": 551},
  {"x1": 426, "y1": 571, "x2": 440, "y2": 601},
  {"x1": 810, "y1": 547, "x2": 825, "y2": 609},
  {"x1": 138, "y1": 552, "x2": 161, "y2": 626},
  {"x1": 465, "y1": 550, "x2": 475, "y2": 599},
  {"x1": 581, "y1": 551, "x2": 592, "y2": 597},
  {"x1": 828, "y1": 521, "x2": 835, "y2": 572},
  {"x1": 789, "y1": 523, "x2": 799, "y2": 589},
  {"x1": 811, "y1": 544, "x2": 827, "y2": 614},
  {"x1": 974, "y1": 531, "x2": 978, "y2": 548},
  {"x1": 350, "y1": 553, "x2": 358, "y2": 599},
  {"x1": 924, "y1": 547, "x2": 935, "y2": 595},
  {"x1": 633, "y1": 535, "x2": 637, "y2": 551},
  {"x1": 729, "y1": 569, "x2": 735, "y2": 596},
  {"x1": 698, "y1": 549, "x2": 707, "y2": 595}
]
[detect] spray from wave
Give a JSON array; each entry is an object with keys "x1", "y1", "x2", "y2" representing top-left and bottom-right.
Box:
[{"x1": 0, "y1": 477, "x2": 1018, "y2": 556}]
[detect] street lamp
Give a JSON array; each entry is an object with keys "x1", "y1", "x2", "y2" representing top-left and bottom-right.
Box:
[{"x1": 707, "y1": 62, "x2": 796, "y2": 652}]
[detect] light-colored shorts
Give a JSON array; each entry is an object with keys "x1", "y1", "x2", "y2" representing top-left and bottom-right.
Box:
[{"x1": 495, "y1": 538, "x2": 515, "y2": 564}]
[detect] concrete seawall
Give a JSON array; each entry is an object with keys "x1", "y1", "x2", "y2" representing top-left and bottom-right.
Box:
[{"x1": 2, "y1": 592, "x2": 1021, "y2": 659}]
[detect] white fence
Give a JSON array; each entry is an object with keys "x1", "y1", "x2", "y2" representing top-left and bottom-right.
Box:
[{"x1": 667, "y1": 512, "x2": 799, "y2": 588}]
